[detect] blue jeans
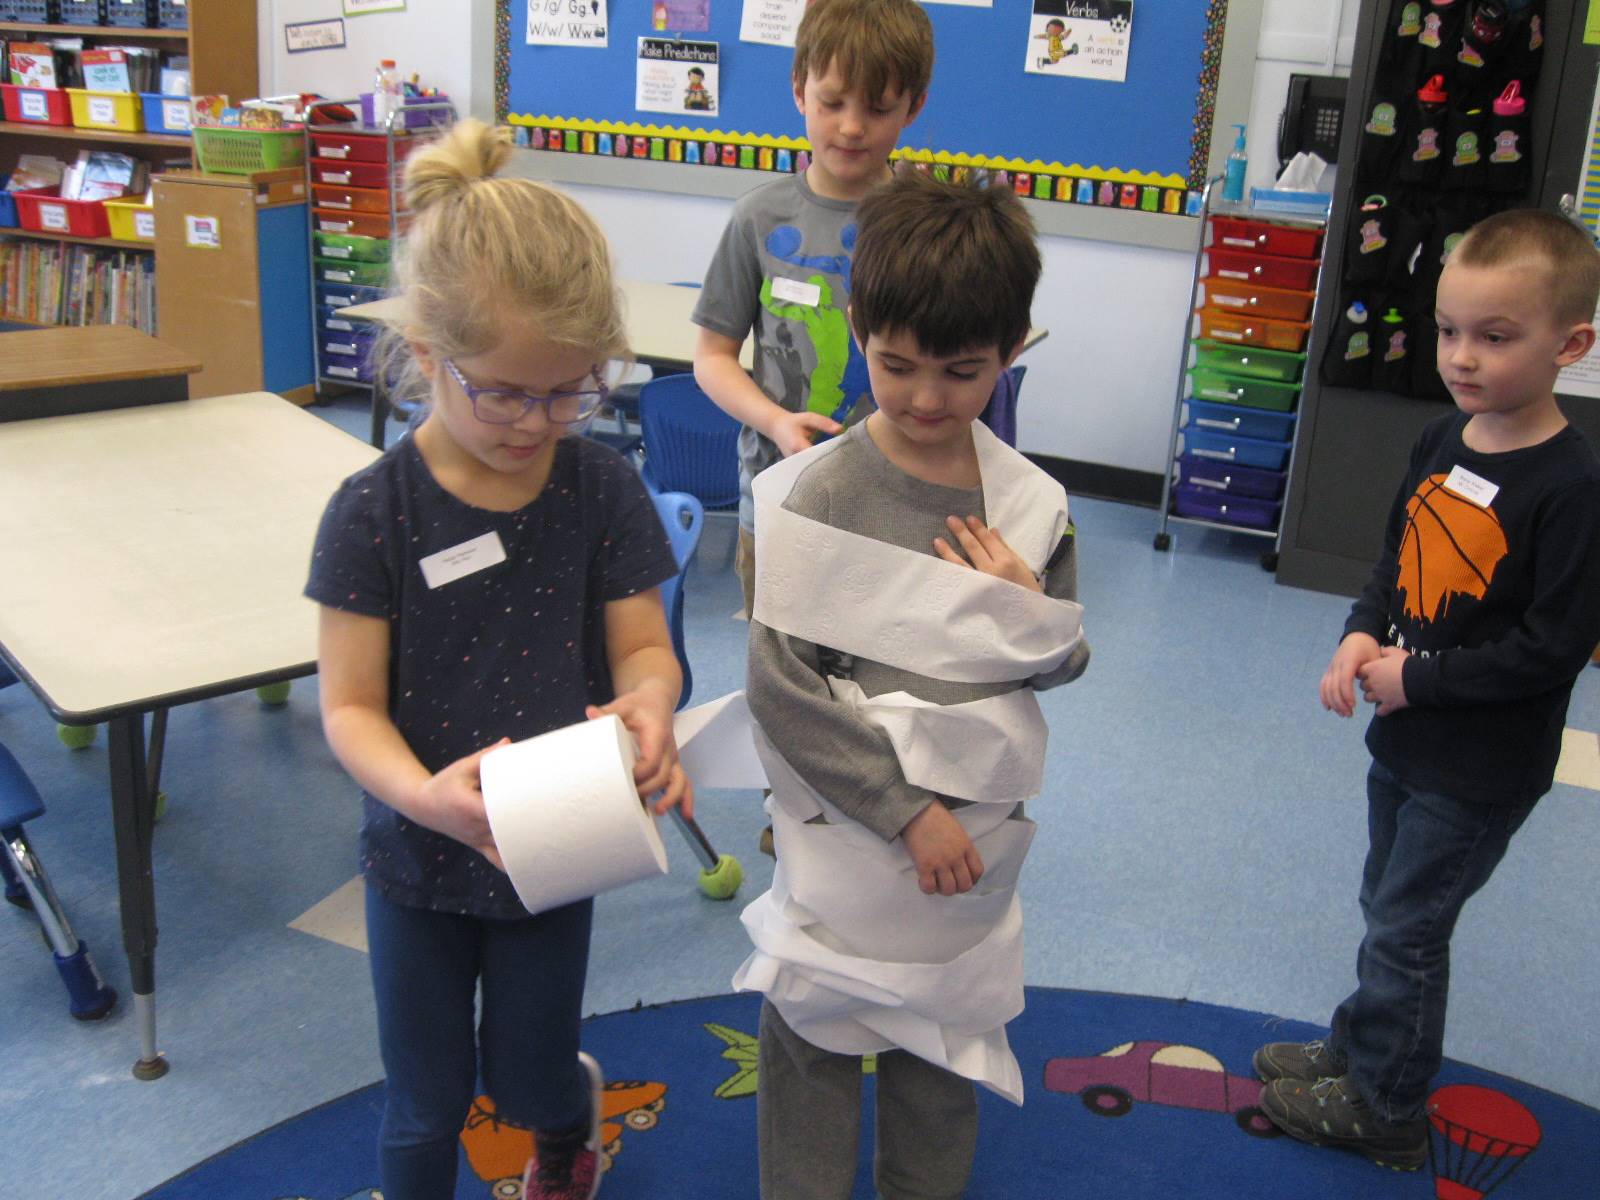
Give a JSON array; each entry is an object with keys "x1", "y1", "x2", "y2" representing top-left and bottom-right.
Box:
[
  {"x1": 365, "y1": 881, "x2": 594, "y2": 1200},
  {"x1": 1327, "y1": 760, "x2": 1534, "y2": 1123}
]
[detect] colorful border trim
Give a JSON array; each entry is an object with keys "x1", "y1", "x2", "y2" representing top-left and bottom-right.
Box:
[
  {"x1": 494, "y1": 1, "x2": 1229, "y2": 219},
  {"x1": 1188, "y1": 0, "x2": 1228, "y2": 190}
]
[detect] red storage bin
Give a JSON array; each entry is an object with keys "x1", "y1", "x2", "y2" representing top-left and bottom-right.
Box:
[
  {"x1": 1210, "y1": 215, "x2": 1324, "y2": 260},
  {"x1": 310, "y1": 182, "x2": 391, "y2": 212},
  {"x1": 308, "y1": 130, "x2": 417, "y2": 162},
  {"x1": 1205, "y1": 248, "x2": 1322, "y2": 291},
  {"x1": 309, "y1": 157, "x2": 393, "y2": 188},
  {"x1": 2, "y1": 83, "x2": 71, "y2": 127},
  {"x1": 14, "y1": 187, "x2": 112, "y2": 238}
]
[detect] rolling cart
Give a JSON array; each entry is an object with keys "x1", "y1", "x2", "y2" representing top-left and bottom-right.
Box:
[{"x1": 1152, "y1": 178, "x2": 1328, "y2": 572}]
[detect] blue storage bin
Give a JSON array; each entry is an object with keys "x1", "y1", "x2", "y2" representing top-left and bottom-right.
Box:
[
  {"x1": 103, "y1": 0, "x2": 153, "y2": 27},
  {"x1": 1176, "y1": 452, "x2": 1286, "y2": 501},
  {"x1": 0, "y1": 186, "x2": 18, "y2": 229},
  {"x1": 318, "y1": 304, "x2": 360, "y2": 333},
  {"x1": 140, "y1": 93, "x2": 191, "y2": 135},
  {"x1": 315, "y1": 281, "x2": 385, "y2": 310},
  {"x1": 156, "y1": 0, "x2": 187, "y2": 27},
  {"x1": 1185, "y1": 398, "x2": 1295, "y2": 443},
  {"x1": 1180, "y1": 424, "x2": 1292, "y2": 471},
  {"x1": 1172, "y1": 483, "x2": 1280, "y2": 530},
  {"x1": 56, "y1": 0, "x2": 103, "y2": 23}
]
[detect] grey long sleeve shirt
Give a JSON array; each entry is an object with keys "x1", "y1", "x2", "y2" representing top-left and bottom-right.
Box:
[{"x1": 746, "y1": 422, "x2": 1089, "y2": 842}]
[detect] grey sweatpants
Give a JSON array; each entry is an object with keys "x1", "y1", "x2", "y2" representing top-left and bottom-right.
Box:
[{"x1": 757, "y1": 1000, "x2": 979, "y2": 1200}]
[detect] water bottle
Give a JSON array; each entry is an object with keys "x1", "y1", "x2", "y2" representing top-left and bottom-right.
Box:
[{"x1": 372, "y1": 59, "x2": 401, "y2": 129}]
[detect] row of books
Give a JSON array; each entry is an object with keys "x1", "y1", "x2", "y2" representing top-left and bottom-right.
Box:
[
  {"x1": 6, "y1": 39, "x2": 187, "y2": 93},
  {"x1": 0, "y1": 237, "x2": 156, "y2": 332}
]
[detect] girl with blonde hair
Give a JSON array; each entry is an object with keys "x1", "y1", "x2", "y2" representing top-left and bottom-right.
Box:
[{"x1": 306, "y1": 119, "x2": 690, "y2": 1200}]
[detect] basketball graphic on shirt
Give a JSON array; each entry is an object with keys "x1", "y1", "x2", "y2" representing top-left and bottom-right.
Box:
[{"x1": 1396, "y1": 473, "x2": 1507, "y2": 624}]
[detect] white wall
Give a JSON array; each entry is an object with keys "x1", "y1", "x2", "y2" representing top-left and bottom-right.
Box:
[
  {"x1": 262, "y1": 0, "x2": 1360, "y2": 477},
  {"x1": 257, "y1": 0, "x2": 489, "y2": 118}
]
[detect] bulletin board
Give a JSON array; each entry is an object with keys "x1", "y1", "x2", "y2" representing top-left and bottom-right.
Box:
[{"x1": 495, "y1": 0, "x2": 1265, "y2": 249}]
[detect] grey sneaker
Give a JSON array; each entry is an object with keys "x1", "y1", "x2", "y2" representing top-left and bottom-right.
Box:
[
  {"x1": 1253, "y1": 1038, "x2": 1342, "y2": 1083},
  {"x1": 1259, "y1": 1075, "x2": 1428, "y2": 1170}
]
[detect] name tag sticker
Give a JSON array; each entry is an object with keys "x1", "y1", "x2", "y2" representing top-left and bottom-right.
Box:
[
  {"x1": 1442, "y1": 465, "x2": 1499, "y2": 508},
  {"x1": 420, "y1": 531, "x2": 507, "y2": 589},
  {"x1": 770, "y1": 276, "x2": 821, "y2": 307}
]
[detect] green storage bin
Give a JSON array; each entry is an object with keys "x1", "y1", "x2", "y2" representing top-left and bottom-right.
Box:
[
  {"x1": 1188, "y1": 369, "x2": 1300, "y2": 412},
  {"x1": 314, "y1": 231, "x2": 390, "y2": 262},
  {"x1": 315, "y1": 257, "x2": 389, "y2": 288},
  {"x1": 193, "y1": 127, "x2": 306, "y2": 174},
  {"x1": 1191, "y1": 338, "x2": 1305, "y2": 383}
]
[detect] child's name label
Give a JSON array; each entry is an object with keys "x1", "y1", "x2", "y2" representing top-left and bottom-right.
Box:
[
  {"x1": 770, "y1": 276, "x2": 821, "y2": 307},
  {"x1": 1442, "y1": 465, "x2": 1499, "y2": 508},
  {"x1": 420, "y1": 531, "x2": 508, "y2": 588}
]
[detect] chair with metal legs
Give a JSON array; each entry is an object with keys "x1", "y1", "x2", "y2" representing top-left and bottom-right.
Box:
[
  {"x1": 650, "y1": 490, "x2": 742, "y2": 901},
  {"x1": 1, "y1": 739, "x2": 118, "y2": 1020}
]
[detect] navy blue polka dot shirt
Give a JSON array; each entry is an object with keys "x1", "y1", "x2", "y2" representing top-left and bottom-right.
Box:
[{"x1": 305, "y1": 434, "x2": 677, "y2": 919}]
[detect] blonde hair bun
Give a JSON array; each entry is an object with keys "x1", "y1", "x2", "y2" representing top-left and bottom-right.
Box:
[{"x1": 404, "y1": 118, "x2": 513, "y2": 214}]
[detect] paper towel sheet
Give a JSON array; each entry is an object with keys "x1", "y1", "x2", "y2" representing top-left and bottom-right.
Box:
[{"x1": 481, "y1": 714, "x2": 668, "y2": 915}]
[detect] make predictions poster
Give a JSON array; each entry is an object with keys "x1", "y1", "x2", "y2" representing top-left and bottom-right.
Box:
[{"x1": 1025, "y1": 0, "x2": 1133, "y2": 82}]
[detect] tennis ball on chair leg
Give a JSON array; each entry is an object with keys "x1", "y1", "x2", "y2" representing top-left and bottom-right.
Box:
[
  {"x1": 56, "y1": 723, "x2": 96, "y2": 750},
  {"x1": 698, "y1": 854, "x2": 743, "y2": 900},
  {"x1": 256, "y1": 682, "x2": 292, "y2": 707}
]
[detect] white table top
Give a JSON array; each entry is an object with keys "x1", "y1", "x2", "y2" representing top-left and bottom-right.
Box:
[
  {"x1": 340, "y1": 279, "x2": 752, "y2": 371},
  {"x1": 0, "y1": 393, "x2": 380, "y2": 721}
]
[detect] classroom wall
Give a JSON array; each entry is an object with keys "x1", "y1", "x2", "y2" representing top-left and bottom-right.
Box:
[
  {"x1": 256, "y1": 0, "x2": 493, "y2": 119},
  {"x1": 262, "y1": 0, "x2": 1359, "y2": 479}
]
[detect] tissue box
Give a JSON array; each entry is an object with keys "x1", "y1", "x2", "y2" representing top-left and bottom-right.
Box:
[{"x1": 1249, "y1": 188, "x2": 1332, "y2": 219}]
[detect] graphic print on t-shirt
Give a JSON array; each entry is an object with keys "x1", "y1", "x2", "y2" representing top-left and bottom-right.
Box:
[
  {"x1": 759, "y1": 222, "x2": 873, "y2": 428},
  {"x1": 1396, "y1": 473, "x2": 1508, "y2": 625}
]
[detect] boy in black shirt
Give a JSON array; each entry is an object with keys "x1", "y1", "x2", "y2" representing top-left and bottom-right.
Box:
[{"x1": 1255, "y1": 209, "x2": 1600, "y2": 1168}]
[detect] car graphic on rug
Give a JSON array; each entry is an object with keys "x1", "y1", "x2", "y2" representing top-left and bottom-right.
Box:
[
  {"x1": 1044, "y1": 1041, "x2": 1280, "y2": 1138},
  {"x1": 458, "y1": 1081, "x2": 668, "y2": 1197}
]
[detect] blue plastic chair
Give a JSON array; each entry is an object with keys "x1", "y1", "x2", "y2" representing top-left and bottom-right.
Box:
[
  {"x1": 979, "y1": 364, "x2": 1027, "y2": 448},
  {"x1": 644, "y1": 490, "x2": 743, "y2": 899},
  {"x1": 649, "y1": 490, "x2": 705, "y2": 709},
  {"x1": 639, "y1": 374, "x2": 742, "y2": 515},
  {"x1": 0, "y1": 737, "x2": 118, "y2": 1021}
]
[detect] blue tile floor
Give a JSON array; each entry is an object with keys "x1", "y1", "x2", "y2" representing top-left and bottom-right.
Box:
[{"x1": 2, "y1": 395, "x2": 1597, "y2": 1200}]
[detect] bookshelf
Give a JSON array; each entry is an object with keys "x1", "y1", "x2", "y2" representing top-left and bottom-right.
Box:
[{"x1": 1, "y1": 0, "x2": 258, "y2": 330}]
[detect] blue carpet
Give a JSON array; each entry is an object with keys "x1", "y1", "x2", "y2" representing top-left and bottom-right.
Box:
[{"x1": 138, "y1": 987, "x2": 1595, "y2": 1200}]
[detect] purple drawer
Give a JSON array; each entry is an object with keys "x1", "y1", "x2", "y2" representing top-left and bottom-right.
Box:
[
  {"x1": 1172, "y1": 482, "x2": 1280, "y2": 530},
  {"x1": 1176, "y1": 453, "x2": 1286, "y2": 500}
]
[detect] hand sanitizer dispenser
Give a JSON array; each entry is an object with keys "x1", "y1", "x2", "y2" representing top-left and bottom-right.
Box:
[{"x1": 1223, "y1": 124, "x2": 1249, "y2": 203}]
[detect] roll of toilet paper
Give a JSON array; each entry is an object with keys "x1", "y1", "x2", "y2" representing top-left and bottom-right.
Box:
[{"x1": 480, "y1": 714, "x2": 668, "y2": 916}]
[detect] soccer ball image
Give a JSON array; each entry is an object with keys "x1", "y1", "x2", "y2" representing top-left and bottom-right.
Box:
[{"x1": 1108, "y1": 14, "x2": 1129, "y2": 33}]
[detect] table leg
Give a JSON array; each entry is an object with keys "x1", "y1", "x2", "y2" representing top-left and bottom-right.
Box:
[
  {"x1": 107, "y1": 713, "x2": 168, "y2": 1081},
  {"x1": 369, "y1": 375, "x2": 389, "y2": 450}
]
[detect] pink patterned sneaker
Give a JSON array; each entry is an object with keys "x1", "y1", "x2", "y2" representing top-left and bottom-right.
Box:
[{"x1": 521, "y1": 1052, "x2": 604, "y2": 1200}]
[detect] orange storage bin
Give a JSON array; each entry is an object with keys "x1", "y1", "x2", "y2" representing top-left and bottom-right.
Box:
[
  {"x1": 1205, "y1": 247, "x2": 1322, "y2": 291},
  {"x1": 1195, "y1": 307, "x2": 1310, "y2": 353},
  {"x1": 1210, "y1": 215, "x2": 1324, "y2": 259},
  {"x1": 313, "y1": 207, "x2": 406, "y2": 238},
  {"x1": 310, "y1": 182, "x2": 391, "y2": 212},
  {"x1": 1199, "y1": 276, "x2": 1315, "y2": 322}
]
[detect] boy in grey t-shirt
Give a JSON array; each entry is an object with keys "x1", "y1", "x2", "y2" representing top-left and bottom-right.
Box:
[{"x1": 691, "y1": 0, "x2": 934, "y2": 615}]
